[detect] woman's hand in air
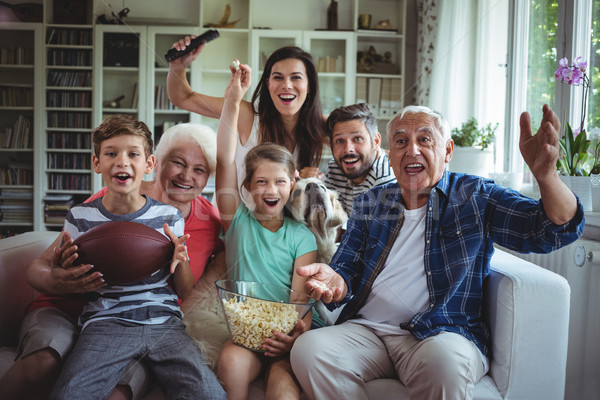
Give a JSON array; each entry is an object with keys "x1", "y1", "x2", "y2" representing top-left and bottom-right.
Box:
[{"x1": 169, "y1": 35, "x2": 205, "y2": 69}]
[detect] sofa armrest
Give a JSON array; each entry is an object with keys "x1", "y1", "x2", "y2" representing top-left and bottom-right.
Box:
[
  {"x1": 486, "y1": 249, "x2": 570, "y2": 400},
  {"x1": 0, "y1": 231, "x2": 60, "y2": 346}
]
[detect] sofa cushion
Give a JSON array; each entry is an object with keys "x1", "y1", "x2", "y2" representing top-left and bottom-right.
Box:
[{"x1": 0, "y1": 231, "x2": 59, "y2": 347}]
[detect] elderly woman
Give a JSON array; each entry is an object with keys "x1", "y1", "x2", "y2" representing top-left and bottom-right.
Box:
[{"x1": 0, "y1": 123, "x2": 223, "y2": 400}]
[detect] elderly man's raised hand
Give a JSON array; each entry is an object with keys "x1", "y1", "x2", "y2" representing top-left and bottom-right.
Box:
[
  {"x1": 296, "y1": 263, "x2": 347, "y2": 303},
  {"x1": 519, "y1": 104, "x2": 561, "y2": 184},
  {"x1": 519, "y1": 104, "x2": 578, "y2": 225}
]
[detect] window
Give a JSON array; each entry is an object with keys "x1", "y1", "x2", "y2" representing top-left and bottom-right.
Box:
[
  {"x1": 506, "y1": 0, "x2": 599, "y2": 173},
  {"x1": 589, "y1": 1, "x2": 600, "y2": 132},
  {"x1": 525, "y1": 1, "x2": 558, "y2": 129}
]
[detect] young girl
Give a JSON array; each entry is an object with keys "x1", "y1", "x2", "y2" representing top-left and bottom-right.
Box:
[{"x1": 215, "y1": 62, "x2": 321, "y2": 400}]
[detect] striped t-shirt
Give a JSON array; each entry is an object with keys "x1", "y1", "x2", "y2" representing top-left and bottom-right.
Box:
[
  {"x1": 324, "y1": 151, "x2": 396, "y2": 215},
  {"x1": 63, "y1": 196, "x2": 184, "y2": 330}
]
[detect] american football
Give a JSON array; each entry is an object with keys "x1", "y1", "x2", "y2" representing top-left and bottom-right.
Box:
[{"x1": 72, "y1": 221, "x2": 174, "y2": 284}]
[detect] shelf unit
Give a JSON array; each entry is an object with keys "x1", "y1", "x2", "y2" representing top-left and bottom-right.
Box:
[
  {"x1": 0, "y1": 23, "x2": 43, "y2": 236},
  {"x1": 93, "y1": 25, "x2": 203, "y2": 144},
  {"x1": 44, "y1": 24, "x2": 95, "y2": 230},
  {"x1": 0, "y1": 0, "x2": 405, "y2": 234}
]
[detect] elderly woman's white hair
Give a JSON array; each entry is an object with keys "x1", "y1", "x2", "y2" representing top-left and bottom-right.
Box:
[
  {"x1": 386, "y1": 105, "x2": 452, "y2": 142},
  {"x1": 154, "y1": 123, "x2": 217, "y2": 174}
]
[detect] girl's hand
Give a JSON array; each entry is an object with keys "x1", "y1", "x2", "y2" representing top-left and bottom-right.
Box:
[
  {"x1": 169, "y1": 35, "x2": 205, "y2": 69},
  {"x1": 224, "y1": 62, "x2": 252, "y2": 104},
  {"x1": 298, "y1": 167, "x2": 324, "y2": 180},
  {"x1": 163, "y1": 223, "x2": 190, "y2": 274},
  {"x1": 262, "y1": 319, "x2": 306, "y2": 357}
]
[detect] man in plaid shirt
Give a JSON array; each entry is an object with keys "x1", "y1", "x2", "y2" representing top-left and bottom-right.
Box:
[{"x1": 291, "y1": 104, "x2": 583, "y2": 400}]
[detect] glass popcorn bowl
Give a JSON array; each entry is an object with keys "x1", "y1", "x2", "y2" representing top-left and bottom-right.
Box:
[{"x1": 215, "y1": 279, "x2": 316, "y2": 352}]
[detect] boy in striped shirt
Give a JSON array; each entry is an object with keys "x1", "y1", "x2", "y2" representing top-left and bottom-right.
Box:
[{"x1": 49, "y1": 115, "x2": 225, "y2": 400}]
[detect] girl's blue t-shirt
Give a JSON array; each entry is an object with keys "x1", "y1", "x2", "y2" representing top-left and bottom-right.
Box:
[{"x1": 222, "y1": 203, "x2": 322, "y2": 326}]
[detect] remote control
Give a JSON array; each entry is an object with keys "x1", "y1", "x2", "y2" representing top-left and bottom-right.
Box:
[{"x1": 164, "y1": 29, "x2": 220, "y2": 62}]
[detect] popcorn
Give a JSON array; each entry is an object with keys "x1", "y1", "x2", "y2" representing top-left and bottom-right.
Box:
[
  {"x1": 231, "y1": 59, "x2": 240, "y2": 71},
  {"x1": 312, "y1": 281, "x2": 328, "y2": 291},
  {"x1": 222, "y1": 296, "x2": 299, "y2": 351}
]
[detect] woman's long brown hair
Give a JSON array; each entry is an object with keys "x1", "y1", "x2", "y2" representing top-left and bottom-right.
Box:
[{"x1": 251, "y1": 46, "x2": 325, "y2": 171}]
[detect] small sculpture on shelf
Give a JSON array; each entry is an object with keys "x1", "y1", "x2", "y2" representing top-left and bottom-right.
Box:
[
  {"x1": 96, "y1": 6, "x2": 130, "y2": 24},
  {"x1": 327, "y1": 0, "x2": 338, "y2": 30},
  {"x1": 204, "y1": 4, "x2": 240, "y2": 28},
  {"x1": 357, "y1": 46, "x2": 396, "y2": 74},
  {"x1": 103, "y1": 95, "x2": 125, "y2": 109},
  {"x1": 375, "y1": 19, "x2": 394, "y2": 31}
]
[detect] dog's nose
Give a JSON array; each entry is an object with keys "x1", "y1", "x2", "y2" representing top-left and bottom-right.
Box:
[{"x1": 306, "y1": 182, "x2": 319, "y2": 192}]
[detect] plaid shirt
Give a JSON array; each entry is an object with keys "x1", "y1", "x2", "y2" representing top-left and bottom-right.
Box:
[{"x1": 330, "y1": 170, "x2": 584, "y2": 356}]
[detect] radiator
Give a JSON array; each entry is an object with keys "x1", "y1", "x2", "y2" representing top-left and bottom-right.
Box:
[{"x1": 500, "y1": 240, "x2": 600, "y2": 400}]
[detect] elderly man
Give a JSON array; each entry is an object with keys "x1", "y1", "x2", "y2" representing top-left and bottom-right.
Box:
[
  {"x1": 291, "y1": 104, "x2": 583, "y2": 399},
  {"x1": 324, "y1": 103, "x2": 396, "y2": 215}
]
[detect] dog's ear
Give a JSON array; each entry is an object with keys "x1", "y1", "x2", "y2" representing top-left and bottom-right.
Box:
[{"x1": 327, "y1": 191, "x2": 348, "y2": 228}]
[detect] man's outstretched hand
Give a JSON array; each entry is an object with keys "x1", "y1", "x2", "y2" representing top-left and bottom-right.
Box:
[
  {"x1": 519, "y1": 104, "x2": 561, "y2": 184},
  {"x1": 296, "y1": 263, "x2": 347, "y2": 303}
]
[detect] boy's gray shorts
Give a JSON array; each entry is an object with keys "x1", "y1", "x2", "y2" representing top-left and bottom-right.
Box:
[{"x1": 17, "y1": 307, "x2": 152, "y2": 399}]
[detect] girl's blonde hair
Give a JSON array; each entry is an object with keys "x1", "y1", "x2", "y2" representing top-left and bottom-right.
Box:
[{"x1": 243, "y1": 143, "x2": 296, "y2": 186}]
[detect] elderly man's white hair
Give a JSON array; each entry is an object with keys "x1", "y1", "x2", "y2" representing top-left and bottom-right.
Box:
[
  {"x1": 154, "y1": 123, "x2": 217, "y2": 174},
  {"x1": 386, "y1": 105, "x2": 452, "y2": 143}
]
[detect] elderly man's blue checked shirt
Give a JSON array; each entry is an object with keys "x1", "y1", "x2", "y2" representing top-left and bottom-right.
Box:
[{"x1": 329, "y1": 170, "x2": 584, "y2": 356}]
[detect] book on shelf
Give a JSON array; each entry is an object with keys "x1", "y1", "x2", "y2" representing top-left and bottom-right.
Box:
[
  {"x1": 0, "y1": 188, "x2": 33, "y2": 199},
  {"x1": 356, "y1": 77, "x2": 368, "y2": 104},
  {"x1": 1, "y1": 115, "x2": 32, "y2": 149},
  {"x1": 43, "y1": 194, "x2": 74, "y2": 204},
  {"x1": 131, "y1": 82, "x2": 138, "y2": 108},
  {"x1": 367, "y1": 78, "x2": 383, "y2": 114}
]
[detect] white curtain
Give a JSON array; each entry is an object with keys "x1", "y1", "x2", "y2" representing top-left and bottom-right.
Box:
[{"x1": 424, "y1": 0, "x2": 508, "y2": 132}]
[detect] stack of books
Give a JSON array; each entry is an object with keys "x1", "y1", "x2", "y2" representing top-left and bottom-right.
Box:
[{"x1": 43, "y1": 194, "x2": 74, "y2": 225}]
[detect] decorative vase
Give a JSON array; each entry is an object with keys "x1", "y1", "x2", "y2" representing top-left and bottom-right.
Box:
[
  {"x1": 448, "y1": 146, "x2": 493, "y2": 178},
  {"x1": 560, "y1": 175, "x2": 592, "y2": 212},
  {"x1": 327, "y1": 0, "x2": 338, "y2": 30}
]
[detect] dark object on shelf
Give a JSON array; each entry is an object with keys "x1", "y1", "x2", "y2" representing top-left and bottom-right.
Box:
[
  {"x1": 357, "y1": 46, "x2": 396, "y2": 74},
  {"x1": 327, "y1": 0, "x2": 338, "y2": 30},
  {"x1": 358, "y1": 13, "x2": 372, "y2": 29},
  {"x1": 102, "y1": 95, "x2": 125, "y2": 109},
  {"x1": 104, "y1": 33, "x2": 139, "y2": 67},
  {"x1": 0, "y1": 1, "x2": 42, "y2": 22},
  {"x1": 53, "y1": 0, "x2": 87, "y2": 24},
  {"x1": 164, "y1": 30, "x2": 220, "y2": 62},
  {"x1": 96, "y1": 6, "x2": 130, "y2": 24},
  {"x1": 204, "y1": 4, "x2": 240, "y2": 28}
]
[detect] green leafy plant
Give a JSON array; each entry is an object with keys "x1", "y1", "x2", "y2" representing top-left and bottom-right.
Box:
[
  {"x1": 451, "y1": 118, "x2": 497, "y2": 151},
  {"x1": 557, "y1": 121, "x2": 592, "y2": 176}
]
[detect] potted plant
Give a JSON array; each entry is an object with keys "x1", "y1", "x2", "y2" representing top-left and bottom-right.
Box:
[
  {"x1": 448, "y1": 117, "x2": 498, "y2": 177},
  {"x1": 451, "y1": 117, "x2": 497, "y2": 151},
  {"x1": 555, "y1": 56, "x2": 594, "y2": 211}
]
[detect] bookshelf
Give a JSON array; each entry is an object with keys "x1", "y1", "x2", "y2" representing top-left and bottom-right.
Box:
[
  {"x1": 0, "y1": 23, "x2": 42, "y2": 236},
  {"x1": 0, "y1": 0, "x2": 406, "y2": 235},
  {"x1": 44, "y1": 24, "x2": 94, "y2": 230}
]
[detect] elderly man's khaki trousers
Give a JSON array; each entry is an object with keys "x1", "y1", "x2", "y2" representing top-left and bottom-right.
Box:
[{"x1": 291, "y1": 321, "x2": 487, "y2": 400}]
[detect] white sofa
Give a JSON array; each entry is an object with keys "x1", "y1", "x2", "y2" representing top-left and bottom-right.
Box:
[{"x1": 0, "y1": 232, "x2": 570, "y2": 399}]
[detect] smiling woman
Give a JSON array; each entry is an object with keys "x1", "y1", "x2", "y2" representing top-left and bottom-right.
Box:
[{"x1": 167, "y1": 40, "x2": 327, "y2": 183}]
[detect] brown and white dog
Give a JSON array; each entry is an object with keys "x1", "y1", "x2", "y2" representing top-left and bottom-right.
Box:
[{"x1": 288, "y1": 177, "x2": 348, "y2": 263}]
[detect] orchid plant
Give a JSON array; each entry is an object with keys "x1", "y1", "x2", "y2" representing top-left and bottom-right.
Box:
[{"x1": 555, "y1": 57, "x2": 593, "y2": 176}]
